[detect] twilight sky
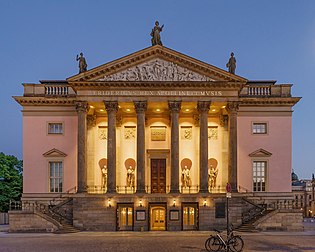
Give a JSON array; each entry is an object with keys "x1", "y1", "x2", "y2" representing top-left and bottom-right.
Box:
[{"x1": 1, "y1": 0, "x2": 314, "y2": 179}]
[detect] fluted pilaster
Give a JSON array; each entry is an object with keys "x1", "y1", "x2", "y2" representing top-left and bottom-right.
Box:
[
  {"x1": 197, "y1": 101, "x2": 211, "y2": 193},
  {"x1": 76, "y1": 101, "x2": 89, "y2": 193},
  {"x1": 168, "y1": 101, "x2": 181, "y2": 193},
  {"x1": 134, "y1": 101, "x2": 147, "y2": 193},
  {"x1": 104, "y1": 101, "x2": 119, "y2": 193},
  {"x1": 226, "y1": 102, "x2": 239, "y2": 192}
]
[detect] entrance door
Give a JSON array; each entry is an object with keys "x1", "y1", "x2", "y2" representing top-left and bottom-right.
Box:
[
  {"x1": 182, "y1": 203, "x2": 198, "y2": 230},
  {"x1": 117, "y1": 204, "x2": 133, "y2": 231},
  {"x1": 151, "y1": 159, "x2": 166, "y2": 193},
  {"x1": 150, "y1": 206, "x2": 166, "y2": 231}
]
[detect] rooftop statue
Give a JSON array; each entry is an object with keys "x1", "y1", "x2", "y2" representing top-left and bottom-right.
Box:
[
  {"x1": 226, "y1": 52, "x2": 236, "y2": 74},
  {"x1": 150, "y1": 21, "x2": 164, "y2": 46},
  {"x1": 76, "y1": 52, "x2": 87, "y2": 73}
]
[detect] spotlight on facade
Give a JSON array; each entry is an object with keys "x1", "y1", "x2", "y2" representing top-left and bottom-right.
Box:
[
  {"x1": 139, "y1": 199, "x2": 143, "y2": 207},
  {"x1": 108, "y1": 199, "x2": 111, "y2": 208},
  {"x1": 173, "y1": 199, "x2": 176, "y2": 207}
]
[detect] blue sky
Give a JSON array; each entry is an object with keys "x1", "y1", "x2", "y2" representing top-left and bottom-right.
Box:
[{"x1": 1, "y1": 0, "x2": 314, "y2": 179}]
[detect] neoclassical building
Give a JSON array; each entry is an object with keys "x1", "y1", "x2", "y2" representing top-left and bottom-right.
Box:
[{"x1": 12, "y1": 45, "x2": 302, "y2": 232}]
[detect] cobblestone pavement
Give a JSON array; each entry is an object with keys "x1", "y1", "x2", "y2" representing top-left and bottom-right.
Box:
[{"x1": 1, "y1": 229, "x2": 315, "y2": 252}]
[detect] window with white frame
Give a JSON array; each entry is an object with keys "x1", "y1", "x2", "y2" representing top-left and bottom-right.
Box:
[
  {"x1": 252, "y1": 122, "x2": 267, "y2": 134},
  {"x1": 49, "y1": 161, "x2": 63, "y2": 192},
  {"x1": 48, "y1": 123, "x2": 63, "y2": 134},
  {"x1": 253, "y1": 161, "x2": 266, "y2": 192}
]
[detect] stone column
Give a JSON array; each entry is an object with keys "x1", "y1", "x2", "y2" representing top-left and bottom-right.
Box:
[
  {"x1": 76, "y1": 102, "x2": 89, "y2": 193},
  {"x1": 134, "y1": 101, "x2": 147, "y2": 193},
  {"x1": 226, "y1": 102, "x2": 239, "y2": 192},
  {"x1": 197, "y1": 101, "x2": 211, "y2": 193},
  {"x1": 168, "y1": 101, "x2": 181, "y2": 193},
  {"x1": 104, "y1": 101, "x2": 119, "y2": 193}
]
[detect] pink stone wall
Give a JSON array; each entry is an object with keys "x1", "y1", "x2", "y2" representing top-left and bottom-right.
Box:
[
  {"x1": 238, "y1": 116, "x2": 292, "y2": 192},
  {"x1": 23, "y1": 116, "x2": 77, "y2": 193}
]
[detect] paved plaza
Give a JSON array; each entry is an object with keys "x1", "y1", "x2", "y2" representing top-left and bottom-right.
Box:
[{"x1": 1, "y1": 224, "x2": 315, "y2": 252}]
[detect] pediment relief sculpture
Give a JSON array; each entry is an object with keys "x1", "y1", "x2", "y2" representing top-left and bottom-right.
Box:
[{"x1": 99, "y1": 59, "x2": 214, "y2": 82}]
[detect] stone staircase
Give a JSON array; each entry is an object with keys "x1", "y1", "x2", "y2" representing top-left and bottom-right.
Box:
[
  {"x1": 235, "y1": 197, "x2": 273, "y2": 232},
  {"x1": 35, "y1": 197, "x2": 80, "y2": 234}
]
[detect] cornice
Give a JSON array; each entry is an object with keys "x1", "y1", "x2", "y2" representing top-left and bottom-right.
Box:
[
  {"x1": 239, "y1": 97, "x2": 301, "y2": 106},
  {"x1": 13, "y1": 96, "x2": 76, "y2": 106},
  {"x1": 68, "y1": 81, "x2": 245, "y2": 90}
]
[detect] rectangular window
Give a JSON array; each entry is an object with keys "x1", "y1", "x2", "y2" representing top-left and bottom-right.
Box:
[
  {"x1": 252, "y1": 123, "x2": 267, "y2": 134},
  {"x1": 215, "y1": 202, "x2": 226, "y2": 218},
  {"x1": 253, "y1": 161, "x2": 266, "y2": 192},
  {"x1": 49, "y1": 161, "x2": 63, "y2": 192},
  {"x1": 48, "y1": 123, "x2": 63, "y2": 134}
]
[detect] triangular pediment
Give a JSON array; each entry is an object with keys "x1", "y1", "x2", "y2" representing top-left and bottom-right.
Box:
[
  {"x1": 43, "y1": 148, "x2": 67, "y2": 157},
  {"x1": 249, "y1": 148, "x2": 272, "y2": 157},
  {"x1": 67, "y1": 45, "x2": 247, "y2": 83}
]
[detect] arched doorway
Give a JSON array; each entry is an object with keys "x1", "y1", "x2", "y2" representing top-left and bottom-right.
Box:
[{"x1": 150, "y1": 206, "x2": 166, "y2": 231}]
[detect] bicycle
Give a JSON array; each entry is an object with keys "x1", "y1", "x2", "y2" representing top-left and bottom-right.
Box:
[{"x1": 205, "y1": 227, "x2": 244, "y2": 252}]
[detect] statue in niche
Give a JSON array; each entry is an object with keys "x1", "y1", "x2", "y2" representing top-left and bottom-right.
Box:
[
  {"x1": 208, "y1": 165, "x2": 218, "y2": 188},
  {"x1": 101, "y1": 165, "x2": 108, "y2": 188},
  {"x1": 226, "y1": 52, "x2": 236, "y2": 74},
  {"x1": 98, "y1": 158, "x2": 108, "y2": 189},
  {"x1": 76, "y1": 52, "x2": 87, "y2": 73},
  {"x1": 125, "y1": 158, "x2": 136, "y2": 187},
  {"x1": 182, "y1": 165, "x2": 191, "y2": 188},
  {"x1": 150, "y1": 21, "x2": 164, "y2": 46},
  {"x1": 208, "y1": 158, "x2": 218, "y2": 189},
  {"x1": 126, "y1": 166, "x2": 135, "y2": 187},
  {"x1": 180, "y1": 158, "x2": 192, "y2": 188}
]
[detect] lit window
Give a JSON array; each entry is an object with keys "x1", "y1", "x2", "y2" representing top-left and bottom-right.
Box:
[
  {"x1": 252, "y1": 123, "x2": 267, "y2": 134},
  {"x1": 253, "y1": 161, "x2": 266, "y2": 192},
  {"x1": 49, "y1": 161, "x2": 63, "y2": 192},
  {"x1": 48, "y1": 123, "x2": 63, "y2": 134}
]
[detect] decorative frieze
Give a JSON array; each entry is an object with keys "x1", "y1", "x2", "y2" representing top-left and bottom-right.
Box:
[
  {"x1": 124, "y1": 126, "x2": 136, "y2": 139},
  {"x1": 98, "y1": 126, "x2": 107, "y2": 140},
  {"x1": 100, "y1": 59, "x2": 213, "y2": 82},
  {"x1": 151, "y1": 126, "x2": 166, "y2": 141},
  {"x1": 181, "y1": 126, "x2": 192, "y2": 140},
  {"x1": 208, "y1": 126, "x2": 218, "y2": 140}
]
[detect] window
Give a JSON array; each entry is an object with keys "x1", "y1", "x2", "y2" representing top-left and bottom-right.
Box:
[
  {"x1": 48, "y1": 123, "x2": 63, "y2": 134},
  {"x1": 253, "y1": 161, "x2": 266, "y2": 192},
  {"x1": 215, "y1": 202, "x2": 226, "y2": 218},
  {"x1": 252, "y1": 123, "x2": 267, "y2": 134},
  {"x1": 49, "y1": 161, "x2": 63, "y2": 192}
]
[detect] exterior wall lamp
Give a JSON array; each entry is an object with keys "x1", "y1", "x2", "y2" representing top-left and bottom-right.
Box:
[
  {"x1": 139, "y1": 199, "x2": 143, "y2": 207},
  {"x1": 173, "y1": 199, "x2": 176, "y2": 207},
  {"x1": 108, "y1": 198, "x2": 111, "y2": 208},
  {"x1": 203, "y1": 199, "x2": 207, "y2": 207}
]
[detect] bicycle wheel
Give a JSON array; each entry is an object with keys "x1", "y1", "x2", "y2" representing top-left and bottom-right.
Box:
[
  {"x1": 228, "y1": 235, "x2": 244, "y2": 252},
  {"x1": 205, "y1": 236, "x2": 222, "y2": 252}
]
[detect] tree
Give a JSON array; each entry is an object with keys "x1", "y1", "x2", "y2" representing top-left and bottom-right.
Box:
[{"x1": 0, "y1": 152, "x2": 23, "y2": 212}]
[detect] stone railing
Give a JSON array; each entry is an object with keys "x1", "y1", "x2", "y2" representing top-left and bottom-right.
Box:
[
  {"x1": 45, "y1": 85, "x2": 69, "y2": 96},
  {"x1": 240, "y1": 82, "x2": 293, "y2": 98},
  {"x1": 86, "y1": 185, "x2": 225, "y2": 194},
  {"x1": 23, "y1": 82, "x2": 76, "y2": 97}
]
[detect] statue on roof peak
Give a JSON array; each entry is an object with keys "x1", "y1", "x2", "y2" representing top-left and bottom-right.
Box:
[
  {"x1": 226, "y1": 52, "x2": 236, "y2": 74},
  {"x1": 150, "y1": 21, "x2": 164, "y2": 46},
  {"x1": 76, "y1": 52, "x2": 87, "y2": 73}
]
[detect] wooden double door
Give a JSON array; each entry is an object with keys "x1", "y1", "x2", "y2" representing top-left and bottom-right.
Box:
[{"x1": 151, "y1": 159, "x2": 166, "y2": 193}]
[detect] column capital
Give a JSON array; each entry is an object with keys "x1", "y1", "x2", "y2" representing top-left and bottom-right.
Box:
[
  {"x1": 226, "y1": 101, "x2": 239, "y2": 113},
  {"x1": 87, "y1": 115, "x2": 96, "y2": 127},
  {"x1": 168, "y1": 101, "x2": 181, "y2": 113},
  {"x1": 104, "y1": 101, "x2": 118, "y2": 113},
  {"x1": 197, "y1": 101, "x2": 211, "y2": 113},
  {"x1": 134, "y1": 101, "x2": 148, "y2": 113},
  {"x1": 76, "y1": 101, "x2": 89, "y2": 113}
]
